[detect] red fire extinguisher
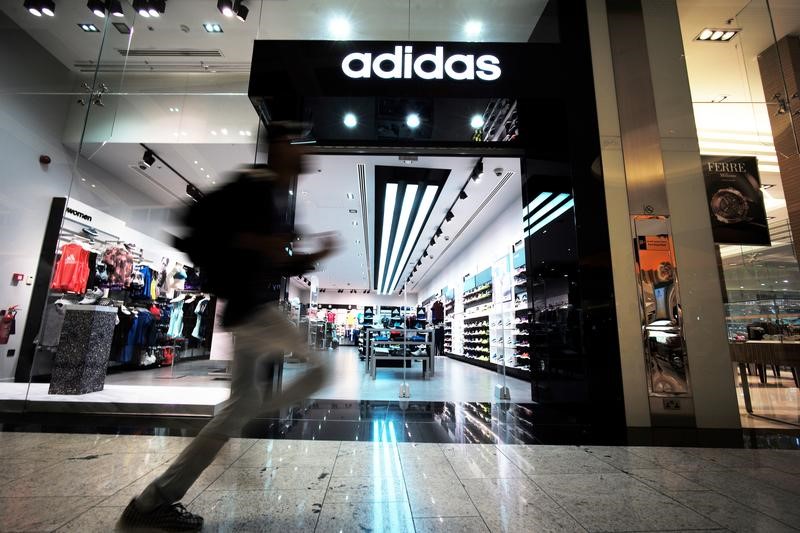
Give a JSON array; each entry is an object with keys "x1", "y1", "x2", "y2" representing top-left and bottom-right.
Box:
[{"x1": 0, "y1": 306, "x2": 19, "y2": 345}]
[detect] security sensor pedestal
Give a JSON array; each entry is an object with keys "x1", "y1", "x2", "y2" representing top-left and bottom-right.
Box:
[
  {"x1": 399, "y1": 383, "x2": 411, "y2": 398},
  {"x1": 495, "y1": 384, "x2": 511, "y2": 401}
]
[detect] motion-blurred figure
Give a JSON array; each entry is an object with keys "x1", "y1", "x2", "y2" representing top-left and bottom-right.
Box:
[{"x1": 120, "y1": 123, "x2": 336, "y2": 531}]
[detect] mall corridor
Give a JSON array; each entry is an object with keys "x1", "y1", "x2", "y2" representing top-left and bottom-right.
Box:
[{"x1": 0, "y1": 430, "x2": 799, "y2": 532}]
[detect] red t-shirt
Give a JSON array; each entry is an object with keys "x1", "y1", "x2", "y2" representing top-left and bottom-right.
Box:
[{"x1": 51, "y1": 243, "x2": 90, "y2": 293}]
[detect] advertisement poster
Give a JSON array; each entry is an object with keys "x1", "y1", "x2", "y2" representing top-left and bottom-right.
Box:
[
  {"x1": 701, "y1": 155, "x2": 771, "y2": 246},
  {"x1": 634, "y1": 217, "x2": 691, "y2": 396}
]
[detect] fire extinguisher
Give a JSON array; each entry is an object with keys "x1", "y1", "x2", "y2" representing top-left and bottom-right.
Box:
[{"x1": 0, "y1": 306, "x2": 19, "y2": 345}]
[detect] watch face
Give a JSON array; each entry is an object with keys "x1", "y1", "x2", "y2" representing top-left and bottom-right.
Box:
[{"x1": 711, "y1": 187, "x2": 749, "y2": 223}]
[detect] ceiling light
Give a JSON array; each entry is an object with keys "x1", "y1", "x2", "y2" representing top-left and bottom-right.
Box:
[
  {"x1": 140, "y1": 149, "x2": 156, "y2": 168},
  {"x1": 79, "y1": 23, "x2": 100, "y2": 32},
  {"x1": 445, "y1": 211, "x2": 454, "y2": 222},
  {"x1": 112, "y1": 21, "x2": 130, "y2": 32},
  {"x1": 406, "y1": 113, "x2": 421, "y2": 129},
  {"x1": 696, "y1": 27, "x2": 740, "y2": 42},
  {"x1": 376, "y1": 184, "x2": 398, "y2": 293},
  {"x1": 343, "y1": 112, "x2": 357, "y2": 128},
  {"x1": 220, "y1": 128, "x2": 228, "y2": 135},
  {"x1": 24, "y1": 0, "x2": 42, "y2": 17},
  {"x1": 381, "y1": 184, "x2": 418, "y2": 293},
  {"x1": 218, "y1": 0, "x2": 235, "y2": 17},
  {"x1": 430, "y1": 238, "x2": 436, "y2": 246},
  {"x1": 26, "y1": 0, "x2": 56, "y2": 16},
  {"x1": 465, "y1": 20, "x2": 482, "y2": 37},
  {"x1": 329, "y1": 16, "x2": 351, "y2": 39},
  {"x1": 459, "y1": 190, "x2": 468, "y2": 200},
  {"x1": 423, "y1": 250, "x2": 428, "y2": 258},
  {"x1": 435, "y1": 228, "x2": 442, "y2": 237},
  {"x1": 132, "y1": 0, "x2": 149, "y2": 17},
  {"x1": 147, "y1": 0, "x2": 165, "y2": 17},
  {"x1": 203, "y1": 22, "x2": 223, "y2": 32},
  {"x1": 108, "y1": 0, "x2": 124, "y2": 17},
  {"x1": 346, "y1": 192, "x2": 355, "y2": 200},
  {"x1": 235, "y1": 0, "x2": 249, "y2": 21},
  {"x1": 470, "y1": 114, "x2": 484, "y2": 129},
  {"x1": 87, "y1": 0, "x2": 105, "y2": 17},
  {"x1": 389, "y1": 185, "x2": 439, "y2": 292}
]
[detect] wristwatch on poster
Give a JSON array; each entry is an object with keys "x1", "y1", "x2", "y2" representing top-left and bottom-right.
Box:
[{"x1": 710, "y1": 187, "x2": 749, "y2": 224}]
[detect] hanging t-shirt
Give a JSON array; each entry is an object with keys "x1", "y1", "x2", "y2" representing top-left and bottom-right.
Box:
[
  {"x1": 103, "y1": 246, "x2": 134, "y2": 287},
  {"x1": 191, "y1": 297, "x2": 211, "y2": 340},
  {"x1": 326, "y1": 310, "x2": 336, "y2": 323},
  {"x1": 51, "y1": 243, "x2": 90, "y2": 293},
  {"x1": 431, "y1": 301, "x2": 444, "y2": 322},
  {"x1": 167, "y1": 300, "x2": 184, "y2": 338},
  {"x1": 35, "y1": 301, "x2": 68, "y2": 348}
]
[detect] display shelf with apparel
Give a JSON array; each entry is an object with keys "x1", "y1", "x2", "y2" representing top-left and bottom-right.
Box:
[{"x1": 24, "y1": 198, "x2": 217, "y2": 394}]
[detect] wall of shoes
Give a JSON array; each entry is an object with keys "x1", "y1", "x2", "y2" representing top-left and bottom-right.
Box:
[{"x1": 443, "y1": 247, "x2": 531, "y2": 378}]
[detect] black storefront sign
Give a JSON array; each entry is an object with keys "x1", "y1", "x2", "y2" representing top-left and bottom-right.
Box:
[{"x1": 701, "y1": 155, "x2": 771, "y2": 246}]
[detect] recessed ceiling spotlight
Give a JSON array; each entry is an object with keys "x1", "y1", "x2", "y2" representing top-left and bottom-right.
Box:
[
  {"x1": 406, "y1": 113, "x2": 421, "y2": 129},
  {"x1": 761, "y1": 183, "x2": 775, "y2": 189},
  {"x1": 217, "y1": 0, "x2": 235, "y2": 17},
  {"x1": 87, "y1": 0, "x2": 105, "y2": 18},
  {"x1": 470, "y1": 114, "x2": 484, "y2": 129},
  {"x1": 210, "y1": 130, "x2": 217, "y2": 135},
  {"x1": 79, "y1": 22, "x2": 100, "y2": 32},
  {"x1": 465, "y1": 20, "x2": 482, "y2": 38},
  {"x1": 203, "y1": 22, "x2": 223, "y2": 32},
  {"x1": 329, "y1": 16, "x2": 351, "y2": 39},
  {"x1": 220, "y1": 128, "x2": 228, "y2": 135},
  {"x1": 348, "y1": 208, "x2": 358, "y2": 214},
  {"x1": 343, "y1": 112, "x2": 357, "y2": 128},
  {"x1": 696, "y1": 27, "x2": 740, "y2": 41},
  {"x1": 346, "y1": 192, "x2": 355, "y2": 200}
]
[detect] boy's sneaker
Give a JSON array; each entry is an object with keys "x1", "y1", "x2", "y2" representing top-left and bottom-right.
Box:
[{"x1": 120, "y1": 499, "x2": 203, "y2": 531}]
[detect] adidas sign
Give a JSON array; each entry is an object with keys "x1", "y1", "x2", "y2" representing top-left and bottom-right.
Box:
[{"x1": 342, "y1": 46, "x2": 501, "y2": 81}]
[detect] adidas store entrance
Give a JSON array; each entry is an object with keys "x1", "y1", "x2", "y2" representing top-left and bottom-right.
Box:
[{"x1": 250, "y1": 37, "x2": 624, "y2": 429}]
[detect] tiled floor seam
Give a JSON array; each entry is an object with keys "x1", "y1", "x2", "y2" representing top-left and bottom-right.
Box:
[
  {"x1": 666, "y1": 469, "x2": 800, "y2": 531},
  {"x1": 432, "y1": 446, "x2": 493, "y2": 532},
  {"x1": 312, "y1": 440, "x2": 342, "y2": 533}
]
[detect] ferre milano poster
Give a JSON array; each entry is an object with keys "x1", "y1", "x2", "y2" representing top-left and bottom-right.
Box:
[{"x1": 701, "y1": 155, "x2": 771, "y2": 246}]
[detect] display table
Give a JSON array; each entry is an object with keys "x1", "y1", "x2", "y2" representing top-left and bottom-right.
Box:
[
  {"x1": 49, "y1": 305, "x2": 117, "y2": 395},
  {"x1": 729, "y1": 341, "x2": 800, "y2": 426},
  {"x1": 366, "y1": 328, "x2": 435, "y2": 380}
]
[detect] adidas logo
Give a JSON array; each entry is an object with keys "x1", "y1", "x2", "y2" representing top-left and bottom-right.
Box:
[{"x1": 342, "y1": 46, "x2": 501, "y2": 81}]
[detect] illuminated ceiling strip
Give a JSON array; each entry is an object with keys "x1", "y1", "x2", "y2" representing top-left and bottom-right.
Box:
[
  {"x1": 522, "y1": 192, "x2": 552, "y2": 219},
  {"x1": 526, "y1": 199, "x2": 575, "y2": 237},
  {"x1": 376, "y1": 184, "x2": 398, "y2": 294},
  {"x1": 523, "y1": 193, "x2": 570, "y2": 231},
  {"x1": 388, "y1": 185, "x2": 438, "y2": 293},
  {"x1": 380, "y1": 184, "x2": 419, "y2": 293}
]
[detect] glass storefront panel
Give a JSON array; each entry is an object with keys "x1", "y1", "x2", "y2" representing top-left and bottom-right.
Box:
[
  {"x1": 678, "y1": 0, "x2": 800, "y2": 427},
  {"x1": 1, "y1": 0, "x2": 624, "y2": 431}
]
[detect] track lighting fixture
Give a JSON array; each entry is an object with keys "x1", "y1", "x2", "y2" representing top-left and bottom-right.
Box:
[
  {"x1": 108, "y1": 0, "x2": 123, "y2": 17},
  {"x1": 471, "y1": 159, "x2": 484, "y2": 182},
  {"x1": 435, "y1": 227, "x2": 442, "y2": 238},
  {"x1": 217, "y1": 0, "x2": 235, "y2": 17},
  {"x1": 139, "y1": 149, "x2": 156, "y2": 169},
  {"x1": 445, "y1": 211, "x2": 454, "y2": 222},
  {"x1": 25, "y1": 0, "x2": 56, "y2": 17},
  {"x1": 423, "y1": 250, "x2": 428, "y2": 258},
  {"x1": 459, "y1": 190, "x2": 468, "y2": 200},
  {"x1": 430, "y1": 237, "x2": 436, "y2": 247},
  {"x1": 235, "y1": 0, "x2": 249, "y2": 21},
  {"x1": 87, "y1": 0, "x2": 105, "y2": 17},
  {"x1": 132, "y1": 0, "x2": 149, "y2": 17},
  {"x1": 148, "y1": 0, "x2": 165, "y2": 17}
]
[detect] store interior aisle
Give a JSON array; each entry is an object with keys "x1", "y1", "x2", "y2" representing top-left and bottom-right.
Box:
[{"x1": 284, "y1": 347, "x2": 533, "y2": 402}]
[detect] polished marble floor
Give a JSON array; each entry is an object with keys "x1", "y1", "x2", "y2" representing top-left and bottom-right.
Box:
[{"x1": 0, "y1": 431, "x2": 799, "y2": 532}]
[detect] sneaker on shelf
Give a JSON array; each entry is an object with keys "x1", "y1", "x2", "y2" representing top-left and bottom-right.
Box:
[
  {"x1": 120, "y1": 499, "x2": 203, "y2": 531},
  {"x1": 78, "y1": 287, "x2": 104, "y2": 305}
]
